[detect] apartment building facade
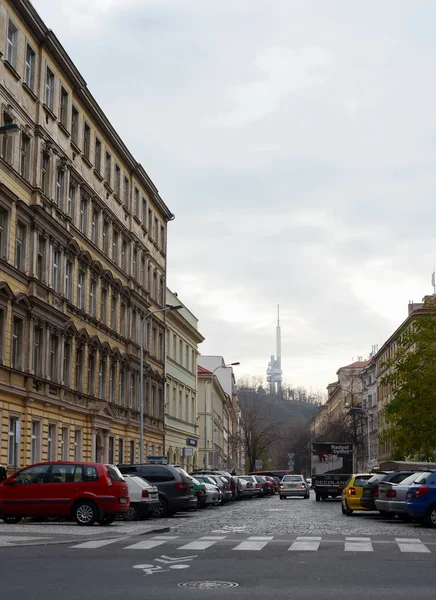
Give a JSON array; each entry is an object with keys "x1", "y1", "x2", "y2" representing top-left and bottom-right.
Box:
[
  {"x1": 0, "y1": 0, "x2": 173, "y2": 472},
  {"x1": 165, "y1": 289, "x2": 204, "y2": 470}
]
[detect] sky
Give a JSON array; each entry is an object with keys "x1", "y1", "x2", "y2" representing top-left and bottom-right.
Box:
[{"x1": 32, "y1": 0, "x2": 436, "y2": 391}]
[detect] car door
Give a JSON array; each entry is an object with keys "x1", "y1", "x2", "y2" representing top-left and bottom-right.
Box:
[
  {"x1": 1, "y1": 464, "x2": 51, "y2": 517},
  {"x1": 42, "y1": 463, "x2": 81, "y2": 516}
]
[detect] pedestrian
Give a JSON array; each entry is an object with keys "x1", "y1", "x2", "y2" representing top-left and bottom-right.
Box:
[
  {"x1": 231, "y1": 468, "x2": 236, "y2": 476},
  {"x1": 0, "y1": 464, "x2": 7, "y2": 482}
]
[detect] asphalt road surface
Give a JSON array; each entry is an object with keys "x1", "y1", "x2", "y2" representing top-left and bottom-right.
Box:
[{"x1": 2, "y1": 494, "x2": 436, "y2": 599}]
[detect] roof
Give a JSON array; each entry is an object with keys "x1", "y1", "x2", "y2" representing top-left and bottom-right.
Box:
[
  {"x1": 197, "y1": 365, "x2": 212, "y2": 376},
  {"x1": 340, "y1": 361, "x2": 369, "y2": 370}
]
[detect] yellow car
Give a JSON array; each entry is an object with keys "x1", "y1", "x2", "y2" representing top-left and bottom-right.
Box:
[{"x1": 341, "y1": 474, "x2": 373, "y2": 516}]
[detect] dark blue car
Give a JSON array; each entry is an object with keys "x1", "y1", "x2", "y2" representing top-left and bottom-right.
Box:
[{"x1": 405, "y1": 470, "x2": 436, "y2": 527}]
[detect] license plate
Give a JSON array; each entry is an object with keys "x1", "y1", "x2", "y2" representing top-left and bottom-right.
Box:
[
  {"x1": 150, "y1": 494, "x2": 158, "y2": 500},
  {"x1": 119, "y1": 497, "x2": 128, "y2": 504}
]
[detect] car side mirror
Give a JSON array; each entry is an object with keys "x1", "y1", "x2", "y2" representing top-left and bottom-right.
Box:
[{"x1": 4, "y1": 477, "x2": 17, "y2": 486}]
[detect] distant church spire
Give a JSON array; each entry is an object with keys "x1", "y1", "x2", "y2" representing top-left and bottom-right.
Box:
[{"x1": 266, "y1": 305, "x2": 283, "y2": 396}]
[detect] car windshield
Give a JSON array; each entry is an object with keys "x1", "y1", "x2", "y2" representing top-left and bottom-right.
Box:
[
  {"x1": 367, "y1": 474, "x2": 386, "y2": 484},
  {"x1": 282, "y1": 476, "x2": 303, "y2": 482}
]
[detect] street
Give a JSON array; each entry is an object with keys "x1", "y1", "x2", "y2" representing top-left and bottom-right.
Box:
[{"x1": 2, "y1": 494, "x2": 436, "y2": 599}]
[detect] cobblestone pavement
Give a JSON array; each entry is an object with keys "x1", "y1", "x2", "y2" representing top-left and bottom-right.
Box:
[{"x1": 158, "y1": 492, "x2": 436, "y2": 538}]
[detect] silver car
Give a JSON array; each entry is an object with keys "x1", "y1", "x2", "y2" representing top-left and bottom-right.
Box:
[
  {"x1": 279, "y1": 474, "x2": 310, "y2": 499},
  {"x1": 375, "y1": 471, "x2": 431, "y2": 519},
  {"x1": 236, "y1": 476, "x2": 256, "y2": 499}
]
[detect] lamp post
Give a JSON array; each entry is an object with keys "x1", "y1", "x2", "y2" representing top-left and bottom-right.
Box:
[
  {"x1": 345, "y1": 404, "x2": 370, "y2": 471},
  {"x1": 139, "y1": 304, "x2": 182, "y2": 463},
  {"x1": 209, "y1": 362, "x2": 240, "y2": 469}
]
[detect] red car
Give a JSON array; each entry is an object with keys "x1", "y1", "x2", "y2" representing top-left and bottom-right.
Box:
[{"x1": 0, "y1": 461, "x2": 129, "y2": 526}]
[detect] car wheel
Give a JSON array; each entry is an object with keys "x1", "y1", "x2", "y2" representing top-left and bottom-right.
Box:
[
  {"x1": 304, "y1": 493, "x2": 310, "y2": 499},
  {"x1": 398, "y1": 513, "x2": 413, "y2": 522},
  {"x1": 341, "y1": 503, "x2": 346, "y2": 515},
  {"x1": 279, "y1": 495, "x2": 284, "y2": 500},
  {"x1": 199, "y1": 498, "x2": 207, "y2": 509},
  {"x1": 379, "y1": 510, "x2": 394, "y2": 520},
  {"x1": 3, "y1": 516, "x2": 22, "y2": 524},
  {"x1": 344, "y1": 501, "x2": 353, "y2": 516},
  {"x1": 73, "y1": 501, "x2": 98, "y2": 526},
  {"x1": 153, "y1": 498, "x2": 169, "y2": 518},
  {"x1": 123, "y1": 505, "x2": 140, "y2": 521},
  {"x1": 425, "y1": 505, "x2": 436, "y2": 528},
  {"x1": 99, "y1": 514, "x2": 116, "y2": 525}
]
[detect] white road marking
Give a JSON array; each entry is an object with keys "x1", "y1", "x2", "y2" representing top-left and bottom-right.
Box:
[
  {"x1": 124, "y1": 539, "x2": 169, "y2": 550},
  {"x1": 396, "y1": 538, "x2": 430, "y2": 553},
  {"x1": 178, "y1": 540, "x2": 220, "y2": 550},
  {"x1": 72, "y1": 538, "x2": 120, "y2": 549},
  {"x1": 233, "y1": 536, "x2": 274, "y2": 551},
  {"x1": 289, "y1": 536, "x2": 321, "y2": 551},
  {"x1": 345, "y1": 537, "x2": 373, "y2": 552}
]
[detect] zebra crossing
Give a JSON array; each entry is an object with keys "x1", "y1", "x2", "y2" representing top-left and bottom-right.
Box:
[{"x1": 68, "y1": 534, "x2": 435, "y2": 554}]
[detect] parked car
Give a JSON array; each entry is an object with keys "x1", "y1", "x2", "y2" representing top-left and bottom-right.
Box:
[
  {"x1": 191, "y1": 472, "x2": 232, "y2": 503},
  {"x1": 239, "y1": 475, "x2": 262, "y2": 497},
  {"x1": 0, "y1": 462, "x2": 129, "y2": 526},
  {"x1": 123, "y1": 475, "x2": 160, "y2": 521},
  {"x1": 341, "y1": 474, "x2": 374, "y2": 516},
  {"x1": 279, "y1": 474, "x2": 310, "y2": 499},
  {"x1": 375, "y1": 472, "x2": 432, "y2": 520},
  {"x1": 191, "y1": 477, "x2": 208, "y2": 509},
  {"x1": 193, "y1": 475, "x2": 223, "y2": 504},
  {"x1": 118, "y1": 464, "x2": 196, "y2": 517},
  {"x1": 203, "y1": 482, "x2": 221, "y2": 506},
  {"x1": 235, "y1": 476, "x2": 256, "y2": 500},
  {"x1": 360, "y1": 471, "x2": 417, "y2": 511},
  {"x1": 267, "y1": 476, "x2": 278, "y2": 495},
  {"x1": 406, "y1": 470, "x2": 436, "y2": 527},
  {"x1": 191, "y1": 470, "x2": 238, "y2": 500},
  {"x1": 256, "y1": 475, "x2": 272, "y2": 496}
]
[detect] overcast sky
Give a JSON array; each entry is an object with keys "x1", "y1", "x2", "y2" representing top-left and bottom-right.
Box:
[{"x1": 32, "y1": 0, "x2": 436, "y2": 391}]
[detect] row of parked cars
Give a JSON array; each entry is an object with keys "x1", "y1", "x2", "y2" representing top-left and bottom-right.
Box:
[
  {"x1": 0, "y1": 461, "x2": 281, "y2": 526},
  {"x1": 341, "y1": 465, "x2": 436, "y2": 527}
]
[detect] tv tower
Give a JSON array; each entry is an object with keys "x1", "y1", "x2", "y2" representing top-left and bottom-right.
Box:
[{"x1": 266, "y1": 305, "x2": 283, "y2": 396}]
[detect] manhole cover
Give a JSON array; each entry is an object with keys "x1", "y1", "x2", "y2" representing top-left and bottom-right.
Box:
[{"x1": 178, "y1": 581, "x2": 239, "y2": 589}]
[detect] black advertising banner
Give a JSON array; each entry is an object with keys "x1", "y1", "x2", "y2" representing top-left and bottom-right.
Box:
[{"x1": 311, "y1": 442, "x2": 354, "y2": 475}]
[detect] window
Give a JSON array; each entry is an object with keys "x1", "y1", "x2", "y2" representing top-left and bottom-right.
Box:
[
  {"x1": 65, "y1": 259, "x2": 73, "y2": 300},
  {"x1": 0, "y1": 208, "x2": 7, "y2": 258},
  {"x1": 88, "y1": 351, "x2": 96, "y2": 396},
  {"x1": 121, "y1": 239, "x2": 127, "y2": 272},
  {"x1": 52, "y1": 248, "x2": 61, "y2": 292},
  {"x1": 45, "y1": 67, "x2": 54, "y2": 110},
  {"x1": 130, "y1": 440, "x2": 135, "y2": 464},
  {"x1": 12, "y1": 317, "x2": 23, "y2": 370},
  {"x1": 25, "y1": 44, "x2": 36, "y2": 89},
  {"x1": 49, "y1": 333, "x2": 58, "y2": 381},
  {"x1": 94, "y1": 137, "x2": 101, "y2": 172},
  {"x1": 37, "y1": 234, "x2": 45, "y2": 280},
  {"x1": 0, "y1": 308, "x2": 4, "y2": 363},
  {"x1": 47, "y1": 423, "x2": 57, "y2": 460},
  {"x1": 179, "y1": 339, "x2": 183, "y2": 364},
  {"x1": 120, "y1": 303, "x2": 126, "y2": 337},
  {"x1": 15, "y1": 221, "x2": 26, "y2": 271},
  {"x1": 153, "y1": 271, "x2": 157, "y2": 299},
  {"x1": 71, "y1": 106, "x2": 79, "y2": 144},
  {"x1": 80, "y1": 196, "x2": 87, "y2": 233},
  {"x1": 100, "y1": 286, "x2": 108, "y2": 324},
  {"x1": 33, "y1": 323, "x2": 43, "y2": 376},
  {"x1": 119, "y1": 367, "x2": 125, "y2": 405},
  {"x1": 78, "y1": 270, "x2": 86, "y2": 310},
  {"x1": 91, "y1": 208, "x2": 99, "y2": 244},
  {"x1": 142, "y1": 198, "x2": 147, "y2": 226},
  {"x1": 108, "y1": 436, "x2": 115, "y2": 464},
  {"x1": 83, "y1": 123, "x2": 91, "y2": 159},
  {"x1": 105, "y1": 151, "x2": 111, "y2": 184},
  {"x1": 148, "y1": 209, "x2": 153, "y2": 234},
  {"x1": 111, "y1": 295, "x2": 117, "y2": 330},
  {"x1": 173, "y1": 334, "x2": 176, "y2": 358},
  {"x1": 115, "y1": 164, "x2": 121, "y2": 196},
  {"x1": 1, "y1": 113, "x2": 14, "y2": 163},
  {"x1": 8, "y1": 416, "x2": 19, "y2": 467},
  {"x1": 191, "y1": 349, "x2": 195, "y2": 373},
  {"x1": 129, "y1": 372, "x2": 135, "y2": 408},
  {"x1": 134, "y1": 188, "x2": 139, "y2": 216},
  {"x1": 99, "y1": 357, "x2": 106, "y2": 398},
  {"x1": 160, "y1": 225, "x2": 165, "y2": 250},
  {"x1": 61, "y1": 426, "x2": 69, "y2": 460},
  {"x1": 6, "y1": 20, "x2": 18, "y2": 68},
  {"x1": 60, "y1": 87, "x2": 68, "y2": 127},
  {"x1": 112, "y1": 229, "x2": 118, "y2": 262},
  {"x1": 123, "y1": 176, "x2": 129, "y2": 204},
  {"x1": 89, "y1": 279, "x2": 97, "y2": 317},
  {"x1": 102, "y1": 220, "x2": 109, "y2": 254},
  {"x1": 141, "y1": 258, "x2": 146, "y2": 287},
  {"x1": 55, "y1": 167, "x2": 64, "y2": 207},
  {"x1": 132, "y1": 249, "x2": 137, "y2": 279},
  {"x1": 20, "y1": 133, "x2": 31, "y2": 180},
  {"x1": 151, "y1": 385, "x2": 156, "y2": 416},
  {"x1": 75, "y1": 347, "x2": 84, "y2": 391},
  {"x1": 67, "y1": 181, "x2": 76, "y2": 217},
  {"x1": 31, "y1": 420, "x2": 41, "y2": 463},
  {"x1": 152, "y1": 327, "x2": 157, "y2": 357},
  {"x1": 185, "y1": 344, "x2": 189, "y2": 369},
  {"x1": 119, "y1": 438, "x2": 124, "y2": 464},
  {"x1": 17, "y1": 464, "x2": 50, "y2": 484},
  {"x1": 74, "y1": 429, "x2": 82, "y2": 461},
  {"x1": 154, "y1": 217, "x2": 158, "y2": 242},
  {"x1": 109, "y1": 362, "x2": 116, "y2": 401},
  {"x1": 63, "y1": 340, "x2": 71, "y2": 386},
  {"x1": 41, "y1": 152, "x2": 50, "y2": 195}
]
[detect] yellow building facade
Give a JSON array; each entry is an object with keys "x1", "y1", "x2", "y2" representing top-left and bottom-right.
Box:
[{"x1": 0, "y1": 0, "x2": 173, "y2": 473}]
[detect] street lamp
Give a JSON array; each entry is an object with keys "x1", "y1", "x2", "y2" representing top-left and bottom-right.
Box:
[
  {"x1": 139, "y1": 304, "x2": 183, "y2": 463},
  {"x1": 0, "y1": 123, "x2": 20, "y2": 135},
  {"x1": 345, "y1": 404, "x2": 370, "y2": 471},
  {"x1": 207, "y1": 362, "x2": 240, "y2": 469}
]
